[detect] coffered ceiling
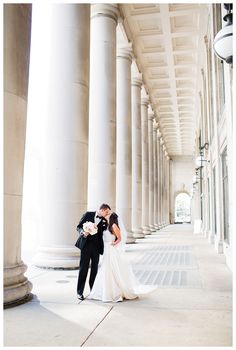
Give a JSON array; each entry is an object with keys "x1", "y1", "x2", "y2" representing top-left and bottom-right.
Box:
[{"x1": 119, "y1": 3, "x2": 209, "y2": 157}]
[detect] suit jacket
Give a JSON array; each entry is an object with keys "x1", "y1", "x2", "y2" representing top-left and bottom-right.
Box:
[{"x1": 76, "y1": 211, "x2": 108, "y2": 255}]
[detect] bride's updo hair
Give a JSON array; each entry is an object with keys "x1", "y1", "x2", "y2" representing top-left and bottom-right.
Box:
[{"x1": 108, "y1": 212, "x2": 120, "y2": 233}]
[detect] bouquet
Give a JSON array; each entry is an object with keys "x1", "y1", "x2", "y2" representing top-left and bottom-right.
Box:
[{"x1": 83, "y1": 221, "x2": 98, "y2": 235}]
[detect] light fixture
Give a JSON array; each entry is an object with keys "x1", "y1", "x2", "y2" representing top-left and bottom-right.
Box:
[
  {"x1": 195, "y1": 142, "x2": 210, "y2": 167},
  {"x1": 213, "y1": 3, "x2": 233, "y2": 64},
  {"x1": 195, "y1": 155, "x2": 210, "y2": 167},
  {"x1": 200, "y1": 142, "x2": 209, "y2": 151}
]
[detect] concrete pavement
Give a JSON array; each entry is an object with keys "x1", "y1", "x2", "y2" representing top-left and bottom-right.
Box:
[{"x1": 4, "y1": 224, "x2": 232, "y2": 346}]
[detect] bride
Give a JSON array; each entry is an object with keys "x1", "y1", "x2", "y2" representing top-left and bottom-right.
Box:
[{"x1": 88, "y1": 212, "x2": 156, "y2": 302}]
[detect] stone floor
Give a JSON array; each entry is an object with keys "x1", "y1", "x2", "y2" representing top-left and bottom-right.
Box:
[{"x1": 4, "y1": 224, "x2": 232, "y2": 346}]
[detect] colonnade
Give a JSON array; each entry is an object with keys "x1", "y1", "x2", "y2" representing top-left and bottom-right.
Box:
[{"x1": 4, "y1": 4, "x2": 170, "y2": 307}]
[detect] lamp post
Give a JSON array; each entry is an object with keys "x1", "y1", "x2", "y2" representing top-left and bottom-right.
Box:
[{"x1": 213, "y1": 3, "x2": 233, "y2": 64}]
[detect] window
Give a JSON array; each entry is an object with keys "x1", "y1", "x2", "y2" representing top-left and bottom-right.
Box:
[
  {"x1": 212, "y1": 167, "x2": 217, "y2": 234},
  {"x1": 222, "y1": 148, "x2": 229, "y2": 243},
  {"x1": 213, "y1": 4, "x2": 225, "y2": 120},
  {"x1": 207, "y1": 41, "x2": 214, "y2": 140},
  {"x1": 175, "y1": 193, "x2": 191, "y2": 223}
]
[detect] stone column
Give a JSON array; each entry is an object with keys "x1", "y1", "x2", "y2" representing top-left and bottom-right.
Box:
[
  {"x1": 159, "y1": 137, "x2": 164, "y2": 227},
  {"x1": 32, "y1": 4, "x2": 91, "y2": 268},
  {"x1": 116, "y1": 44, "x2": 135, "y2": 243},
  {"x1": 156, "y1": 129, "x2": 162, "y2": 228},
  {"x1": 148, "y1": 106, "x2": 156, "y2": 231},
  {"x1": 88, "y1": 4, "x2": 119, "y2": 211},
  {"x1": 153, "y1": 121, "x2": 159, "y2": 228},
  {"x1": 166, "y1": 155, "x2": 170, "y2": 225},
  {"x1": 141, "y1": 92, "x2": 151, "y2": 234},
  {"x1": 131, "y1": 75, "x2": 144, "y2": 238},
  {"x1": 164, "y1": 150, "x2": 169, "y2": 225},
  {"x1": 4, "y1": 4, "x2": 33, "y2": 306},
  {"x1": 163, "y1": 146, "x2": 167, "y2": 226}
]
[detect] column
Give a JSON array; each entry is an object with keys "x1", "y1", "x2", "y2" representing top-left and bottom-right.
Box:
[
  {"x1": 156, "y1": 129, "x2": 162, "y2": 228},
  {"x1": 4, "y1": 4, "x2": 33, "y2": 306},
  {"x1": 163, "y1": 147, "x2": 167, "y2": 226},
  {"x1": 131, "y1": 75, "x2": 144, "y2": 238},
  {"x1": 32, "y1": 4, "x2": 91, "y2": 268},
  {"x1": 159, "y1": 137, "x2": 164, "y2": 227},
  {"x1": 141, "y1": 92, "x2": 151, "y2": 234},
  {"x1": 166, "y1": 155, "x2": 170, "y2": 225},
  {"x1": 153, "y1": 121, "x2": 159, "y2": 228},
  {"x1": 88, "y1": 4, "x2": 119, "y2": 210},
  {"x1": 148, "y1": 106, "x2": 156, "y2": 231},
  {"x1": 116, "y1": 44, "x2": 135, "y2": 243}
]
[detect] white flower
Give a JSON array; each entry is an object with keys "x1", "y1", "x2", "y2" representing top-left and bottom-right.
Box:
[{"x1": 83, "y1": 221, "x2": 98, "y2": 235}]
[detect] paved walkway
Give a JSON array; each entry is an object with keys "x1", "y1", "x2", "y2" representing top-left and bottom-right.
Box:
[{"x1": 4, "y1": 225, "x2": 232, "y2": 346}]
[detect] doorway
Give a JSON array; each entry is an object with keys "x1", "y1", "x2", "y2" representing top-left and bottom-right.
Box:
[{"x1": 175, "y1": 193, "x2": 191, "y2": 223}]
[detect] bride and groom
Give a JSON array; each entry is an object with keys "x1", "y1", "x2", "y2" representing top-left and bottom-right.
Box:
[{"x1": 76, "y1": 203, "x2": 155, "y2": 302}]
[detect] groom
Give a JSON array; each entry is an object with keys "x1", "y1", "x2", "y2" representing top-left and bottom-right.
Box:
[{"x1": 76, "y1": 203, "x2": 111, "y2": 300}]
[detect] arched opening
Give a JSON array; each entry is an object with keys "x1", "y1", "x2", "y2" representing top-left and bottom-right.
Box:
[{"x1": 175, "y1": 192, "x2": 191, "y2": 224}]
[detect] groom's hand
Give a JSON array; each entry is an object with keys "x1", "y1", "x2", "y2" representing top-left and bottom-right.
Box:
[{"x1": 83, "y1": 231, "x2": 90, "y2": 237}]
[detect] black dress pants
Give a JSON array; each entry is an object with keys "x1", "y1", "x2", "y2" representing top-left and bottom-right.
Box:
[{"x1": 77, "y1": 243, "x2": 100, "y2": 295}]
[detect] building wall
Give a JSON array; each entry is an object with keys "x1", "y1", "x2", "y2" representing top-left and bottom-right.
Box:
[
  {"x1": 170, "y1": 156, "x2": 195, "y2": 224},
  {"x1": 192, "y1": 4, "x2": 233, "y2": 270}
]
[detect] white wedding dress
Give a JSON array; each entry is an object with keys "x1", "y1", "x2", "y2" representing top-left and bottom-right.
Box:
[{"x1": 88, "y1": 229, "x2": 156, "y2": 302}]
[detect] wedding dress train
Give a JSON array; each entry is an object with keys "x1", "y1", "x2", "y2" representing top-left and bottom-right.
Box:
[{"x1": 88, "y1": 229, "x2": 156, "y2": 302}]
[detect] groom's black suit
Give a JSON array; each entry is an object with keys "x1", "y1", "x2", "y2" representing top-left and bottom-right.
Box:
[{"x1": 76, "y1": 211, "x2": 108, "y2": 296}]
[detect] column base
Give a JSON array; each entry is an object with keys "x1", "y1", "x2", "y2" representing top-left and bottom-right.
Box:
[
  {"x1": 133, "y1": 232, "x2": 145, "y2": 239},
  {"x1": 4, "y1": 262, "x2": 33, "y2": 308},
  {"x1": 32, "y1": 246, "x2": 80, "y2": 269},
  {"x1": 214, "y1": 238, "x2": 224, "y2": 254},
  {"x1": 132, "y1": 228, "x2": 144, "y2": 239},
  {"x1": 142, "y1": 226, "x2": 152, "y2": 235},
  {"x1": 193, "y1": 219, "x2": 202, "y2": 234},
  {"x1": 208, "y1": 231, "x2": 215, "y2": 244},
  {"x1": 149, "y1": 225, "x2": 157, "y2": 232},
  {"x1": 126, "y1": 236, "x2": 136, "y2": 244}
]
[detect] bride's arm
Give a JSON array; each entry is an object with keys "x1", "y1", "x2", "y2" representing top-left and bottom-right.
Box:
[{"x1": 111, "y1": 224, "x2": 121, "y2": 245}]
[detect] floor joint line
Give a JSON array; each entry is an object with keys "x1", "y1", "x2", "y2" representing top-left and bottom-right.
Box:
[{"x1": 81, "y1": 306, "x2": 114, "y2": 347}]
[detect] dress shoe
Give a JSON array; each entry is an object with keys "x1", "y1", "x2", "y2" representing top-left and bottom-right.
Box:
[{"x1": 77, "y1": 294, "x2": 84, "y2": 301}]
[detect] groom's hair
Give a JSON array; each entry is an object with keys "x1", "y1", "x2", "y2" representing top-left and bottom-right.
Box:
[{"x1": 99, "y1": 203, "x2": 111, "y2": 210}]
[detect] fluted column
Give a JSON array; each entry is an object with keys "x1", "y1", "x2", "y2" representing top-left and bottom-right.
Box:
[
  {"x1": 4, "y1": 4, "x2": 33, "y2": 306},
  {"x1": 32, "y1": 4, "x2": 91, "y2": 268},
  {"x1": 148, "y1": 106, "x2": 156, "y2": 231},
  {"x1": 141, "y1": 92, "x2": 151, "y2": 234},
  {"x1": 156, "y1": 128, "x2": 161, "y2": 229},
  {"x1": 88, "y1": 4, "x2": 119, "y2": 210},
  {"x1": 160, "y1": 137, "x2": 164, "y2": 227},
  {"x1": 131, "y1": 75, "x2": 144, "y2": 238},
  {"x1": 166, "y1": 155, "x2": 170, "y2": 225},
  {"x1": 116, "y1": 44, "x2": 135, "y2": 243},
  {"x1": 153, "y1": 121, "x2": 159, "y2": 228},
  {"x1": 163, "y1": 149, "x2": 167, "y2": 226},
  {"x1": 158, "y1": 131, "x2": 162, "y2": 229}
]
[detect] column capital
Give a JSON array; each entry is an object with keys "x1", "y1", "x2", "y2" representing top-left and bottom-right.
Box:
[
  {"x1": 141, "y1": 96, "x2": 149, "y2": 107},
  {"x1": 157, "y1": 129, "x2": 162, "y2": 139},
  {"x1": 153, "y1": 123, "x2": 158, "y2": 132},
  {"x1": 141, "y1": 86, "x2": 150, "y2": 108},
  {"x1": 132, "y1": 75, "x2": 142, "y2": 87},
  {"x1": 91, "y1": 4, "x2": 119, "y2": 22},
  {"x1": 148, "y1": 105, "x2": 155, "y2": 120},
  {"x1": 117, "y1": 44, "x2": 133, "y2": 62}
]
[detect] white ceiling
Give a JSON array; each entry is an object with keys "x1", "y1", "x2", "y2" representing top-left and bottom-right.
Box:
[{"x1": 119, "y1": 3, "x2": 209, "y2": 157}]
